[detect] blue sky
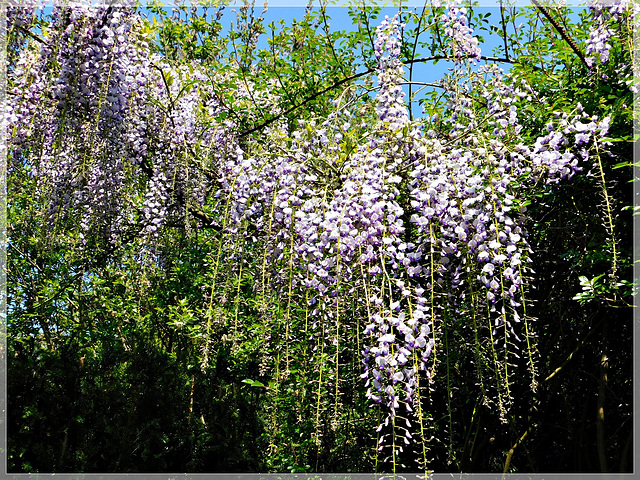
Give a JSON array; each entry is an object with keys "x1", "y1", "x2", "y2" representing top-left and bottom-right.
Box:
[
  {"x1": 37, "y1": 2, "x2": 586, "y2": 117},
  {"x1": 196, "y1": 3, "x2": 586, "y2": 116},
  {"x1": 134, "y1": 2, "x2": 588, "y2": 117}
]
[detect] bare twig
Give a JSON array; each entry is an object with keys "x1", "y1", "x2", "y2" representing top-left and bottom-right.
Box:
[
  {"x1": 543, "y1": 317, "x2": 604, "y2": 383},
  {"x1": 499, "y1": 1, "x2": 510, "y2": 61}
]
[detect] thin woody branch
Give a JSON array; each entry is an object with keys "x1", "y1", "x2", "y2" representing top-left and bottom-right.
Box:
[
  {"x1": 531, "y1": 0, "x2": 589, "y2": 68},
  {"x1": 239, "y1": 55, "x2": 518, "y2": 138}
]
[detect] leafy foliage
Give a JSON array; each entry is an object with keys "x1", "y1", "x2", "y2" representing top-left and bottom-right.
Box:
[{"x1": 5, "y1": 0, "x2": 634, "y2": 474}]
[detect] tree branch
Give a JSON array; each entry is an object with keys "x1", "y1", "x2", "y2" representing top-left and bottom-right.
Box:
[
  {"x1": 503, "y1": 425, "x2": 533, "y2": 474},
  {"x1": 12, "y1": 24, "x2": 48, "y2": 45},
  {"x1": 188, "y1": 206, "x2": 222, "y2": 231},
  {"x1": 543, "y1": 317, "x2": 604, "y2": 384},
  {"x1": 239, "y1": 68, "x2": 373, "y2": 137},
  {"x1": 531, "y1": 0, "x2": 589, "y2": 68},
  {"x1": 239, "y1": 55, "x2": 518, "y2": 138}
]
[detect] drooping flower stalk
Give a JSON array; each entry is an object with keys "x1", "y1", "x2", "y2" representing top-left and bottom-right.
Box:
[
  {"x1": 6, "y1": 4, "x2": 624, "y2": 472},
  {"x1": 442, "y1": 0, "x2": 481, "y2": 63}
]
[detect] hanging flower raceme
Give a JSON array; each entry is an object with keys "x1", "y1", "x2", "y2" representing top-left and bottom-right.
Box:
[
  {"x1": 359, "y1": 16, "x2": 436, "y2": 430},
  {"x1": 584, "y1": 0, "x2": 632, "y2": 67},
  {"x1": 6, "y1": 3, "x2": 233, "y2": 247},
  {"x1": 7, "y1": 4, "x2": 144, "y2": 244},
  {"x1": 374, "y1": 15, "x2": 409, "y2": 130},
  {"x1": 442, "y1": 0, "x2": 481, "y2": 63},
  {"x1": 360, "y1": 42, "x2": 616, "y2": 452}
]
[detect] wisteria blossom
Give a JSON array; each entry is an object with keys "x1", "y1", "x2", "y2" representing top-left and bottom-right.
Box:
[
  {"x1": 442, "y1": 1, "x2": 481, "y2": 62},
  {"x1": 585, "y1": 0, "x2": 638, "y2": 69},
  {"x1": 6, "y1": 3, "x2": 627, "y2": 471},
  {"x1": 7, "y1": 3, "x2": 238, "y2": 246}
]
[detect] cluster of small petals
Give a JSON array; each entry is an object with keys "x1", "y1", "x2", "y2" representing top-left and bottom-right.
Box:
[
  {"x1": 349, "y1": 20, "x2": 441, "y2": 422},
  {"x1": 585, "y1": 0, "x2": 631, "y2": 68},
  {"x1": 7, "y1": 4, "x2": 231, "y2": 247},
  {"x1": 6, "y1": 1, "x2": 42, "y2": 68},
  {"x1": 408, "y1": 141, "x2": 529, "y2": 321},
  {"x1": 518, "y1": 110, "x2": 610, "y2": 184},
  {"x1": 585, "y1": 11, "x2": 615, "y2": 67},
  {"x1": 361, "y1": 303, "x2": 433, "y2": 416},
  {"x1": 374, "y1": 15, "x2": 403, "y2": 77},
  {"x1": 374, "y1": 15, "x2": 409, "y2": 130},
  {"x1": 141, "y1": 172, "x2": 170, "y2": 236},
  {"x1": 442, "y1": 1, "x2": 481, "y2": 62}
]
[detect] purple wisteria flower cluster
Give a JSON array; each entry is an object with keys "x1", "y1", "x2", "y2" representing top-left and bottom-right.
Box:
[
  {"x1": 7, "y1": 5, "x2": 620, "y2": 467},
  {"x1": 6, "y1": 0, "x2": 42, "y2": 66},
  {"x1": 218, "y1": 18, "x2": 434, "y2": 438},
  {"x1": 585, "y1": 0, "x2": 636, "y2": 68},
  {"x1": 360, "y1": 25, "x2": 613, "y2": 431},
  {"x1": 442, "y1": 1, "x2": 481, "y2": 63},
  {"x1": 583, "y1": 0, "x2": 638, "y2": 92},
  {"x1": 357, "y1": 17, "x2": 436, "y2": 422},
  {"x1": 7, "y1": 2, "x2": 235, "y2": 247},
  {"x1": 214, "y1": 14, "x2": 616, "y2": 460}
]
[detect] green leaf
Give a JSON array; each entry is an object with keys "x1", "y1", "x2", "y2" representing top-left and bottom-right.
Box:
[{"x1": 241, "y1": 379, "x2": 265, "y2": 388}]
